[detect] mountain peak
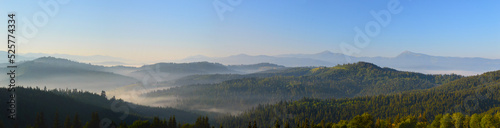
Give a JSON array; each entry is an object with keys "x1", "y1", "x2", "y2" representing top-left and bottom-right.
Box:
[
  {"x1": 34, "y1": 56, "x2": 73, "y2": 62},
  {"x1": 232, "y1": 54, "x2": 251, "y2": 57},
  {"x1": 397, "y1": 51, "x2": 428, "y2": 58},
  {"x1": 317, "y1": 50, "x2": 333, "y2": 55}
]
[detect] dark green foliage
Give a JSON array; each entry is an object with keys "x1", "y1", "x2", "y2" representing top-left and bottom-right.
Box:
[
  {"x1": 34, "y1": 112, "x2": 47, "y2": 128},
  {"x1": 84, "y1": 112, "x2": 100, "y2": 128},
  {"x1": 0, "y1": 120, "x2": 4, "y2": 128},
  {"x1": 194, "y1": 116, "x2": 210, "y2": 128},
  {"x1": 143, "y1": 62, "x2": 235, "y2": 74},
  {"x1": 63, "y1": 116, "x2": 71, "y2": 128},
  {"x1": 71, "y1": 113, "x2": 82, "y2": 128},
  {"x1": 146, "y1": 62, "x2": 462, "y2": 112},
  {"x1": 128, "y1": 119, "x2": 150, "y2": 128},
  {"x1": 53, "y1": 112, "x2": 60, "y2": 128},
  {"x1": 0, "y1": 86, "x2": 201, "y2": 128},
  {"x1": 216, "y1": 70, "x2": 499, "y2": 128}
]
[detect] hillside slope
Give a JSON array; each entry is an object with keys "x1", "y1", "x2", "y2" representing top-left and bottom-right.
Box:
[
  {"x1": 217, "y1": 70, "x2": 500, "y2": 128},
  {"x1": 144, "y1": 62, "x2": 462, "y2": 113},
  {"x1": 0, "y1": 87, "x2": 200, "y2": 127}
]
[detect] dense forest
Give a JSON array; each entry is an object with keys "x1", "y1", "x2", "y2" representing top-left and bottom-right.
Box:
[
  {"x1": 2, "y1": 107, "x2": 500, "y2": 128},
  {"x1": 0, "y1": 87, "x2": 202, "y2": 128},
  {"x1": 1, "y1": 62, "x2": 498, "y2": 128},
  {"x1": 145, "y1": 62, "x2": 462, "y2": 113},
  {"x1": 216, "y1": 70, "x2": 500, "y2": 128}
]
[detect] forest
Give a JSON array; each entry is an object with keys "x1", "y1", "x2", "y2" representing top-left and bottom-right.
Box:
[
  {"x1": 1, "y1": 62, "x2": 498, "y2": 128},
  {"x1": 145, "y1": 62, "x2": 462, "y2": 113}
]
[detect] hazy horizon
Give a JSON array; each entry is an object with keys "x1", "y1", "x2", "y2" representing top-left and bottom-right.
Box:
[{"x1": 1, "y1": 0, "x2": 499, "y2": 62}]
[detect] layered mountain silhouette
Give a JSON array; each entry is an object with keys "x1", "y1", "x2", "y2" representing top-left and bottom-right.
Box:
[
  {"x1": 0, "y1": 57, "x2": 285, "y2": 93},
  {"x1": 176, "y1": 51, "x2": 500, "y2": 75}
]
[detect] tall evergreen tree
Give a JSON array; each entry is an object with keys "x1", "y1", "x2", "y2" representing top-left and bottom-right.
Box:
[
  {"x1": 71, "y1": 113, "x2": 82, "y2": 128},
  {"x1": 320, "y1": 119, "x2": 325, "y2": 128},
  {"x1": 375, "y1": 118, "x2": 381, "y2": 128},
  {"x1": 252, "y1": 120, "x2": 257, "y2": 128},
  {"x1": 0, "y1": 119, "x2": 5, "y2": 128},
  {"x1": 85, "y1": 112, "x2": 100, "y2": 128},
  {"x1": 303, "y1": 118, "x2": 309, "y2": 128},
  {"x1": 63, "y1": 115, "x2": 71, "y2": 128},
  {"x1": 53, "y1": 112, "x2": 60, "y2": 128},
  {"x1": 151, "y1": 116, "x2": 162, "y2": 128},
  {"x1": 34, "y1": 112, "x2": 47, "y2": 128},
  {"x1": 118, "y1": 121, "x2": 128, "y2": 128},
  {"x1": 273, "y1": 120, "x2": 280, "y2": 128},
  {"x1": 386, "y1": 117, "x2": 392, "y2": 128}
]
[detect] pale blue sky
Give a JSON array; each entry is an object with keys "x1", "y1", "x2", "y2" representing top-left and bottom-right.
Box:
[{"x1": 1, "y1": 0, "x2": 499, "y2": 61}]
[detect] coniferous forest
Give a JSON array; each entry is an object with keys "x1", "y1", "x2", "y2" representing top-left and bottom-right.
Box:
[{"x1": 1, "y1": 62, "x2": 499, "y2": 128}]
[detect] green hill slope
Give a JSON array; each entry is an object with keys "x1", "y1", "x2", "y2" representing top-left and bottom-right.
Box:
[
  {"x1": 217, "y1": 70, "x2": 500, "y2": 128},
  {"x1": 0, "y1": 87, "x2": 200, "y2": 127},
  {"x1": 144, "y1": 62, "x2": 461, "y2": 114}
]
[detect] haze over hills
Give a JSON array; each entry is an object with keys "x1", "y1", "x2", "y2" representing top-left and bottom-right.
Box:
[
  {"x1": 1, "y1": 57, "x2": 498, "y2": 127},
  {"x1": 0, "y1": 51, "x2": 134, "y2": 66},
  {"x1": 0, "y1": 87, "x2": 202, "y2": 127},
  {"x1": 0, "y1": 57, "x2": 138, "y2": 92},
  {"x1": 2, "y1": 50, "x2": 498, "y2": 76},
  {"x1": 0, "y1": 57, "x2": 286, "y2": 93},
  {"x1": 218, "y1": 69, "x2": 500, "y2": 128},
  {"x1": 175, "y1": 51, "x2": 500, "y2": 76},
  {"x1": 143, "y1": 62, "x2": 463, "y2": 114}
]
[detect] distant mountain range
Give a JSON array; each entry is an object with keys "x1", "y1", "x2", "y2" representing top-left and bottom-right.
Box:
[
  {"x1": 143, "y1": 62, "x2": 463, "y2": 113},
  {"x1": 0, "y1": 51, "x2": 133, "y2": 66},
  {"x1": 0, "y1": 57, "x2": 285, "y2": 92},
  {"x1": 1, "y1": 50, "x2": 498, "y2": 76},
  {"x1": 175, "y1": 51, "x2": 500, "y2": 76}
]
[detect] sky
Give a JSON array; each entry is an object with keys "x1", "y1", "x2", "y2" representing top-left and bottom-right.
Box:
[{"x1": 1, "y1": 0, "x2": 499, "y2": 62}]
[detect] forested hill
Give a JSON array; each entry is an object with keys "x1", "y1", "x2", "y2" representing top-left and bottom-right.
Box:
[
  {"x1": 0, "y1": 87, "x2": 200, "y2": 127},
  {"x1": 144, "y1": 62, "x2": 462, "y2": 113},
  {"x1": 217, "y1": 70, "x2": 500, "y2": 128}
]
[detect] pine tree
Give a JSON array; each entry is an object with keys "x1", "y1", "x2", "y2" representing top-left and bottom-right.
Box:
[
  {"x1": 172, "y1": 115, "x2": 177, "y2": 128},
  {"x1": 151, "y1": 116, "x2": 162, "y2": 128},
  {"x1": 85, "y1": 112, "x2": 100, "y2": 128},
  {"x1": 284, "y1": 121, "x2": 290, "y2": 128},
  {"x1": 303, "y1": 118, "x2": 309, "y2": 128},
  {"x1": 71, "y1": 113, "x2": 82, "y2": 128},
  {"x1": 274, "y1": 120, "x2": 280, "y2": 128},
  {"x1": 320, "y1": 120, "x2": 325, "y2": 128},
  {"x1": 386, "y1": 117, "x2": 392, "y2": 128},
  {"x1": 63, "y1": 115, "x2": 71, "y2": 128},
  {"x1": 0, "y1": 119, "x2": 5, "y2": 128},
  {"x1": 101, "y1": 90, "x2": 106, "y2": 98},
  {"x1": 118, "y1": 121, "x2": 128, "y2": 128},
  {"x1": 34, "y1": 112, "x2": 47, "y2": 128},
  {"x1": 53, "y1": 112, "x2": 60, "y2": 128},
  {"x1": 375, "y1": 118, "x2": 381, "y2": 128}
]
